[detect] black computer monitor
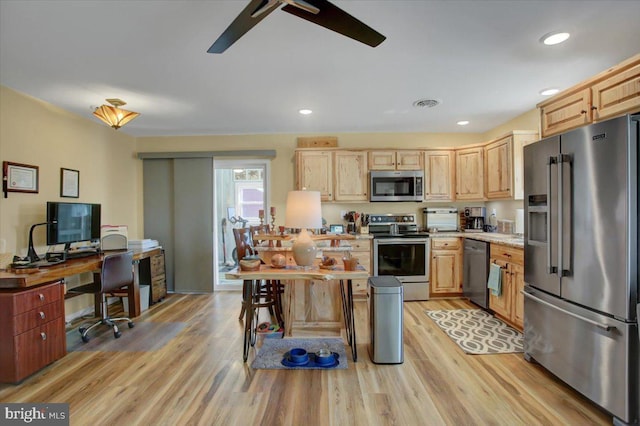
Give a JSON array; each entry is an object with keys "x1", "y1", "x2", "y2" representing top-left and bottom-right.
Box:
[{"x1": 46, "y1": 202, "x2": 101, "y2": 249}]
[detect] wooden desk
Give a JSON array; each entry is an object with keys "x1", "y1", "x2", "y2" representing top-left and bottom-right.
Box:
[
  {"x1": 0, "y1": 247, "x2": 164, "y2": 383},
  {"x1": 0, "y1": 247, "x2": 164, "y2": 317},
  {"x1": 225, "y1": 265, "x2": 367, "y2": 362}
]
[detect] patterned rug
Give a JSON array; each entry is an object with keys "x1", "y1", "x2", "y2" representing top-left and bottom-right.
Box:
[
  {"x1": 425, "y1": 309, "x2": 523, "y2": 355},
  {"x1": 251, "y1": 338, "x2": 348, "y2": 370}
]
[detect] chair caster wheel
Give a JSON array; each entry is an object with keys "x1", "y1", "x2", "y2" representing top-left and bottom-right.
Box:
[
  {"x1": 128, "y1": 322, "x2": 135, "y2": 329},
  {"x1": 114, "y1": 330, "x2": 122, "y2": 338},
  {"x1": 81, "y1": 334, "x2": 90, "y2": 343}
]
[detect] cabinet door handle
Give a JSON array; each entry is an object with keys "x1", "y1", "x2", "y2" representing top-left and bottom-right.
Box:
[
  {"x1": 38, "y1": 294, "x2": 45, "y2": 301},
  {"x1": 580, "y1": 110, "x2": 587, "y2": 114},
  {"x1": 40, "y1": 332, "x2": 47, "y2": 341},
  {"x1": 39, "y1": 311, "x2": 45, "y2": 320},
  {"x1": 591, "y1": 106, "x2": 597, "y2": 110}
]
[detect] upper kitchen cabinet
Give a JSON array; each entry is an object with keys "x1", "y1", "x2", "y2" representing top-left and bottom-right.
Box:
[
  {"x1": 592, "y1": 60, "x2": 640, "y2": 121},
  {"x1": 484, "y1": 131, "x2": 538, "y2": 200},
  {"x1": 539, "y1": 89, "x2": 591, "y2": 138},
  {"x1": 455, "y1": 146, "x2": 484, "y2": 200},
  {"x1": 424, "y1": 150, "x2": 455, "y2": 201},
  {"x1": 538, "y1": 54, "x2": 640, "y2": 137},
  {"x1": 333, "y1": 151, "x2": 368, "y2": 202},
  {"x1": 295, "y1": 150, "x2": 334, "y2": 201},
  {"x1": 368, "y1": 150, "x2": 423, "y2": 170}
]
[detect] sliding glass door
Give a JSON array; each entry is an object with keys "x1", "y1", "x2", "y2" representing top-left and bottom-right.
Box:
[{"x1": 213, "y1": 159, "x2": 270, "y2": 290}]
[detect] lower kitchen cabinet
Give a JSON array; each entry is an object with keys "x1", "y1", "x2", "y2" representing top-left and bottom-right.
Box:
[
  {"x1": 488, "y1": 243, "x2": 524, "y2": 330},
  {"x1": 430, "y1": 238, "x2": 463, "y2": 296},
  {"x1": 0, "y1": 281, "x2": 66, "y2": 384},
  {"x1": 347, "y1": 239, "x2": 371, "y2": 298}
]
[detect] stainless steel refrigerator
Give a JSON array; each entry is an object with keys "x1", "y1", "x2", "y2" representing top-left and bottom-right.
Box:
[{"x1": 523, "y1": 113, "x2": 639, "y2": 425}]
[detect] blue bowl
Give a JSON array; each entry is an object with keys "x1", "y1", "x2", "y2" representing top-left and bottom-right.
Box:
[{"x1": 289, "y1": 348, "x2": 309, "y2": 364}]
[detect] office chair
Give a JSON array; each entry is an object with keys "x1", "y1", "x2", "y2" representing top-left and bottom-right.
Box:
[
  {"x1": 232, "y1": 228, "x2": 283, "y2": 326},
  {"x1": 71, "y1": 251, "x2": 136, "y2": 342}
]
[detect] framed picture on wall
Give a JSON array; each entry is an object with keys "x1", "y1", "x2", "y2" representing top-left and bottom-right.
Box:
[
  {"x1": 2, "y1": 161, "x2": 39, "y2": 196},
  {"x1": 60, "y1": 168, "x2": 79, "y2": 198}
]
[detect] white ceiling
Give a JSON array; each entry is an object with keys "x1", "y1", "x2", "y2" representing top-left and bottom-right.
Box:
[{"x1": 1, "y1": 0, "x2": 639, "y2": 138}]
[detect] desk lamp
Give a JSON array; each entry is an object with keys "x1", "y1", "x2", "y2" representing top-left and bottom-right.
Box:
[{"x1": 285, "y1": 190, "x2": 322, "y2": 267}]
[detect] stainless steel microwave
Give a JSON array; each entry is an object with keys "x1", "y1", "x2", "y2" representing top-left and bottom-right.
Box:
[{"x1": 370, "y1": 170, "x2": 424, "y2": 202}]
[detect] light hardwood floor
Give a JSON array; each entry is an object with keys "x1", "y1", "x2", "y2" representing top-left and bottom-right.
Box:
[{"x1": 0, "y1": 293, "x2": 610, "y2": 425}]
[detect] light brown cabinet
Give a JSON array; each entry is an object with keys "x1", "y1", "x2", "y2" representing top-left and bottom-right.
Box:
[
  {"x1": 538, "y1": 54, "x2": 640, "y2": 137},
  {"x1": 488, "y1": 243, "x2": 524, "y2": 331},
  {"x1": 424, "y1": 150, "x2": 455, "y2": 201},
  {"x1": 430, "y1": 238, "x2": 463, "y2": 296},
  {"x1": 484, "y1": 131, "x2": 538, "y2": 200},
  {"x1": 539, "y1": 88, "x2": 591, "y2": 137},
  {"x1": 333, "y1": 151, "x2": 368, "y2": 201},
  {"x1": 368, "y1": 150, "x2": 423, "y2": 170},
  {"x1": 455, "y1": 147, "x2": 484, "y2": 200},
  {"x1": 347, "y1": 239, "x2": 371, "y2": 298},
  {"x1": 0, "y1": 281, "x2": 66, "y2": 383},
  {"x1": 592, "y1": 61, "x2": 640, "y2": 121},
  {"x1": 295, "y1": 150, "x2": 333, "y2": 201}
]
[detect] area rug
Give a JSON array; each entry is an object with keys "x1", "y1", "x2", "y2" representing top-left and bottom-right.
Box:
[
  {"x1": 67, "y1": 321, "x2": 187, "y2": 352},
  {"x1": 425, "y1": 309, "x2": 523, "y2": 355},
  {"x1": 251, "y1": 338, "x2": 348, "y2": 370}
]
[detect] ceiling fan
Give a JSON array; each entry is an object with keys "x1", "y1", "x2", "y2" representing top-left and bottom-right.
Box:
[{"x1": 207, "y1": 0, "x2": 386, "y2": 54}]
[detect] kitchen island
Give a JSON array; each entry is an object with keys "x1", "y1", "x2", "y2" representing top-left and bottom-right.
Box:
[{"x1": 225, "y1": 265, "x2": 368, "y2": 362}]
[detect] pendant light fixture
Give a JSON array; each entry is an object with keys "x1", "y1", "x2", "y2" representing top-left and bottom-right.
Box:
[{"x1": 93, "y1": 98, "x2": 140, "y2": 129}]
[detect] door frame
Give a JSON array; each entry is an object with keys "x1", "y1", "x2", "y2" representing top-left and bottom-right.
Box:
[{"x1": 213, "y1": 158, "x2": 271, "y2": 291}]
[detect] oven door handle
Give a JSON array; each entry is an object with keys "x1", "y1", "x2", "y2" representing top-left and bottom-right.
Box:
[{"x1": 374, "y1": 238, "x2": 430, "y2": 245}]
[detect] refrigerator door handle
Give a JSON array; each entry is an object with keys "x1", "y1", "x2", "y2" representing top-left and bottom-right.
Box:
[
  {"x1": 522, "y1": 290, "x2": 614, "y2": 331},
  {"x1": 557, "y1": 154, "x2": 572, "y2": 277},
  {"x1": 546, "y1": 157, "x2": 557, "y2": 274}
]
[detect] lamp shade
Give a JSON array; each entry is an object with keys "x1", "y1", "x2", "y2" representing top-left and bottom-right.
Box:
[
  {"x1": 93, "y1": 105, "x2": 140, "y2": 129},
  {"x1": 285, "y1": 190, "x2": 322, "y2": 230},
  {"x1": 93, "y1": 99, "x2": 139, "y2": 129}
]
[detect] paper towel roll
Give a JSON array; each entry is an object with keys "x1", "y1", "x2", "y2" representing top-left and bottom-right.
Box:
[{"x1": 515, "y1": 209, "x2": 524, "y2": 234}]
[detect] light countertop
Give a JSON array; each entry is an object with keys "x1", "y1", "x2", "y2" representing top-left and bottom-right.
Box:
[{"x1": 429, "y1": 232, "x2": 524, "y2": 249}]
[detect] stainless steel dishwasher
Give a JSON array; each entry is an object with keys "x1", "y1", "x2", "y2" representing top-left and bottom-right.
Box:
[{"x1": 463, "y1": 239, "x2": 490, "y2": 309}]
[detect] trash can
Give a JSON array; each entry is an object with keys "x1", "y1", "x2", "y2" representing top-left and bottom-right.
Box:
[{"x1": 368, "y1": 276, "x2": 403, "y2": 364}]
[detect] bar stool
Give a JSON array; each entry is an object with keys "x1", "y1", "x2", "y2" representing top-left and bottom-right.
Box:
[{"x1": 233, "y1": 228, "x2": 283, "y2": 327}]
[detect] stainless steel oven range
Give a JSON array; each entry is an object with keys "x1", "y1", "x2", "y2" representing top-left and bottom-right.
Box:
[{"x1": 369, "y1": 213, "x2": 430, "y2": 301}]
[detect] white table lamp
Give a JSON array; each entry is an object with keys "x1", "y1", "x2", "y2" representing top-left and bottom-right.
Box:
[{"x1": 285, "y1": 190, "x2": 322, "y2": 267}]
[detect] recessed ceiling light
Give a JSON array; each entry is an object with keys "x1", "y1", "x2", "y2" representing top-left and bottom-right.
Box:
[
  {"x1": 540, "y1": 32, "x2": 570, "y2": 45},
  {"x1": 540, "y1": 88, "x2": 560, "y2": 96},
  {"x1": 457, "y1": 120, "x2": 469, "y2": 126},
  {"x1": 298, "y1": 109, "x2": 312, "y2": 115}
]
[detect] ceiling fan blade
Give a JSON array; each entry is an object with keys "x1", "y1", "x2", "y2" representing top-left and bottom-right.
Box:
[
  {"x1": 281, "y1": 0, "x2": 385, "y2": 48},
  {"x1": 207, "y1": 0, "x2": 280, "y2": 54}
]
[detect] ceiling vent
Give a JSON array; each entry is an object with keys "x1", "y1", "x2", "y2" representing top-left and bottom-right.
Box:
[{"x1": 413, "y1": 99, "x2": 441, "y2": 109}]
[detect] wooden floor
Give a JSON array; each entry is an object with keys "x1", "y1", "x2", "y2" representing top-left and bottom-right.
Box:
[{"x1": 0, "y1": 293, "x2": 611, "y2": 426}]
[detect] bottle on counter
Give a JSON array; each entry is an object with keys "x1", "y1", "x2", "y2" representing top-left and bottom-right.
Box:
[{"x1": 488, "y1": 209, "x2": 498, "y2": 232}]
